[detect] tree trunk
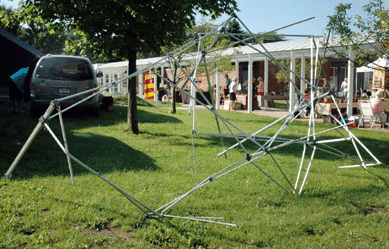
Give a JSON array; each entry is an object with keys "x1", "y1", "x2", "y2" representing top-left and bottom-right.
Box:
[
  {"x1": 127, "y1": 48, "x2": 139, "y2": 134},
  {"x1": 172, "y1": 86, "x2": 176, "y2": 113}
]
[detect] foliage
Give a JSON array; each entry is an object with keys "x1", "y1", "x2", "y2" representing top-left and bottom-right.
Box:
[
  {"x1": 260, "y1": 31, "x2": 286, "y2": 43},
  {"x1": 21, "y1": 0, "x2": 238, "y2": 63},
  {"x1": 270, "y1": 58, "x2": 328, "y2": 88},
  {"x1": 226, "y1": 19, "x2": 285, "y2": 47},
  {"x1": 0, "y1": 4, "x2": 21, "y2": 35},
  {"x1": 226, "y1": 19, "x2": 244, "y2": 46},
  {"x1": 1, "y1": 3, "x2": 70, "y2": 55},
  {"x1": 327, "y1": 0, "x2": 389, "y2": 67},
  {"x1": 64, "y1": 29, "x2": 127, "y2": 63},
  {"x1": 20, "y1": 0, "x2": 238, "y2": 134}
]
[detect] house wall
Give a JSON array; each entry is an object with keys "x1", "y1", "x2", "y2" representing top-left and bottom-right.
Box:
[
  {"x1": 94, "y1": 57, "x2": 356, "y2": 100},
  {"x1": 98, "y1": 66, "x2": 129, "y2": 96}
]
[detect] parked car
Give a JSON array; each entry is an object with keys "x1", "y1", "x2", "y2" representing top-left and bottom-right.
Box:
[{"x1": 30, "y1": 55, "x2": 100, "y2": 117}]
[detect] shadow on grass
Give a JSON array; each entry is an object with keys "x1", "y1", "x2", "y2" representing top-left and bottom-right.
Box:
[
  {"x1": 1, "y1": 131, "x2": 160, "y2": 180},
  {"x1": 0, "y1": 105, "x2": 184, "y2": 180},
  {"x1": 54, "y1": 105, "x2": 182, "y2": 126},
  {"x1": 183, "y1": 129, "x2": 389, "y2": 165},
  {"x1": 137, "y1": 108, "x2": 182, "y2": 124}
]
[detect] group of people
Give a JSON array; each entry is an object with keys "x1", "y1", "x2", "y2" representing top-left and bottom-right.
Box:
[
  {"x1": 341, "y1": 77, "x2": 384, "y2": 115},
  {"x1": 225, "y1": 74, "x2": 264, "y2": 111},
  {"x1": 223, "y1": 74, "x2": 386, "y2": 124}
]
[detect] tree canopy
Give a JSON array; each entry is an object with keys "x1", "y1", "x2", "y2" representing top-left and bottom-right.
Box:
[
  {"x1": 21, "y1": 0, "x2": 238, "y2": 133},
  {"x1": 0, "y1": 4, "x2": 21, "y2": 35},
  {"x1": 1, "y1": 4, "x2": 69, "y2": 55},
  {"x1": 22, "y1": 0, "x2": 238, "y2": 61},
  {"x1": 327, "y1": 0, "x2": 389, "y2": 67}
]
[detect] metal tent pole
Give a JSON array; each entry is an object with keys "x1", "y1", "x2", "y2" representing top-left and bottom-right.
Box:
[
  {"x1": 57, "y1": 104, "x2": 75, "y2": 185},
  {"x1": 5, "y1": 102, "x2": 55, "y2": 179},
  {"x1": 43, "y1": 122, "x2": 160, "y2": 217}
]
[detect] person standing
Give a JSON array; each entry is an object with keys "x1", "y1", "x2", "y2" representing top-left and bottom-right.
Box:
[
  {"x1": 229, "y1": 77, "x2": 237, "y2": 111},
  {"x1": 225, "y1": 74, "x2": 232, "y2": 89},
  {"x1": 257, "y1": 77, "x2": 264, "y2": 96},
  {"x1": 340, "y1": 78, "x2": 348, "y2": 97},
  {"x1": 9, "y1": 68, "x2": 28, "y2": 113},
  {"x1": 303, "y1": 89, "x2": 311, "y2": 116}
]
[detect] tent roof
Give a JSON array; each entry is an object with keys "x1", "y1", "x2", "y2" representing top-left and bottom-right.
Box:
[
  {"x1": 368, "y1": 57, "x2": 388, "y2": 68},
  {"x1": 94, "y1": 35, "x2": 382, "y2": 70},
  {"x1": 357, "y1": 66, "x2": 373, "y2": 73}
]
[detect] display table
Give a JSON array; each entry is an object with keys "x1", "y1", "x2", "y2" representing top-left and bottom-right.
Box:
[
  {"x1": 236, "y1": 94, "x2": 247, "y2": 107},
  {"x1": 181, "y1": 91, "x2": 211, "y2": 105},
  {"x1": 263, "y1": 95, "x2": 289, "y2": 109},
  {"x1": 235, "y1": 94, "x2": 261, "y2": 110},
  {"x1": 264, "y1": 95, "x2": 289, "y2": 101},
  {"x1": 315, "y1": 102, "x2": 358, "y2": 123}
]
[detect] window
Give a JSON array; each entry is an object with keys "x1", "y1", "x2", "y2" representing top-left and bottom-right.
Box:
[
  {"x1": 35, "y1": 57, "x2": 93, "y2": 81},
  {"x1": 105, "y1": 73, "x2": 110, "y2": 92},
  {"x1": 122, "y1": 73, "x2": 128, "y2": 88},
  {"x1": 113, "y1": 74, "x2": 118, "y2": 92}
]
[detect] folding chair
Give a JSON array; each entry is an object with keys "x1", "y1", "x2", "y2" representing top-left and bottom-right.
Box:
[
  {"x1": 358, "y1": 100, "x2": 382, "y2": 129},
  {"x1": 361, "y1": 88, "x2": 368, "y2": 100}
]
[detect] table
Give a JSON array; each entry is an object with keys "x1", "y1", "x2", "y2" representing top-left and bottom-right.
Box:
[
  {"x1": 264, "y1": 95, "x2": 289, "y2": 101},
  {"x1": 315, "y1": 102, "x2": 358, "y2": 123},
  {"x1": 264, "y1": 95, "x2": 289, "y2": 110}
]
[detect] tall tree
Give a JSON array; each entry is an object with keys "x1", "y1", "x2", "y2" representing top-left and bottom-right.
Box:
[
  {"x1": 1, "y1": 4, "x2": 68, "y2": 55},
  {"x1": 327, "y1": 0, "x2": 389, "y2": 67},
  {"x1": 0, "y1": 4, "x2": 21, "y2": 35},
  {"x1": 226, "y1": 19, "x2": 244, "y2": 46},
  {"x1": 21, "y1": 0, "x2": 238, "y2": 134}
]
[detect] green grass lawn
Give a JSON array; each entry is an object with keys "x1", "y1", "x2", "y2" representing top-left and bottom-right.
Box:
[{"x1": 1, "y1": 102, "x2": 389, "y2": 248}]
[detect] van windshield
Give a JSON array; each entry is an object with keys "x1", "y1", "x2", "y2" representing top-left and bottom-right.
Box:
[{"x1": 35, "y1": 57, "x2": 93, "y2": 81}]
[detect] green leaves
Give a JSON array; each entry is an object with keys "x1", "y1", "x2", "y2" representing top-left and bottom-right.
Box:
[
  {"x1": 327, "y1": 0, "x2": 389, "y2": 68},
  {"x1": 20, "y1": 0, "x2": 238, "y2": 62},
  {"x1": 0, "y1": 4, "x2": 22, "y2": 36}
]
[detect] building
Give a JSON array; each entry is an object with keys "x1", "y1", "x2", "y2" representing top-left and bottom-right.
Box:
[{"x1": 94, "y1": 36, "x2": 380, "y2": 116}]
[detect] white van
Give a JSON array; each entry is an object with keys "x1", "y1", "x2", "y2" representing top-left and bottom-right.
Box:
[{"x1": 30, "y1": 55, "x2": 100, "y2": 117}]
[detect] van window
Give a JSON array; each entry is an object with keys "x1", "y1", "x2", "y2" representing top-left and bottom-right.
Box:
[{"x1": 35, "y1": 57, "x2": 93, "y2": 81}]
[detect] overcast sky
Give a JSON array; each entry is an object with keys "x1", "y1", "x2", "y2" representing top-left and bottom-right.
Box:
[{"x1": 2, "y1": 0, "x2": 388, "y2": 38}]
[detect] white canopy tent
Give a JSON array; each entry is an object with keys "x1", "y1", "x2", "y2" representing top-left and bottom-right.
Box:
[
  {"x1": 357, "y1": 66, "x2": 373, "y2": 73},
  {"x1": 368, "y1": 57, "x2": 388, "y2": 68}
]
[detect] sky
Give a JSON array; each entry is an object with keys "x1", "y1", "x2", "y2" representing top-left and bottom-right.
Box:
[
  {"x1": 2, "y1": 0, "x2": 388, "y2": 38},
  {"x1": 199, "y1": 0, "x2": 389, "y2": 37}
]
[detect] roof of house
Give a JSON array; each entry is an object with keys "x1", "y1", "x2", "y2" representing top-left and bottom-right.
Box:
[{"x1": 94, "y1": 35, "x2": 380, "y2": 70}]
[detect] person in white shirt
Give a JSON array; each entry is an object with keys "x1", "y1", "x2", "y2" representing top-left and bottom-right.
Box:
[
  {"x1": 229, "y1": 77, "x2": 237, "y2": 110},
  {"x1": 340, "y1": 78, "x2": 348, "y2": 97}
]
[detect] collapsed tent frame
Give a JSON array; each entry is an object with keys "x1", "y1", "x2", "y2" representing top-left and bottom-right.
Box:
[{"x1": 5, "y1": 14, "x2": 382, "y2": 227}]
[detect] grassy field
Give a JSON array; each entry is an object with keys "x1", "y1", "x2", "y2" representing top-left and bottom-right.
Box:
[{"x1": 1, "y1": 101, "x2": 389, "y2": 248}]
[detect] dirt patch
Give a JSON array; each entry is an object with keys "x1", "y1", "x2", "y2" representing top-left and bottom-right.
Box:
[
  {"x1": 364, "y1": 205, "x2": 389, "y2": 215},
  {"x1": 76, "y1": 223, "x2": 134, "y2": 243}
]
